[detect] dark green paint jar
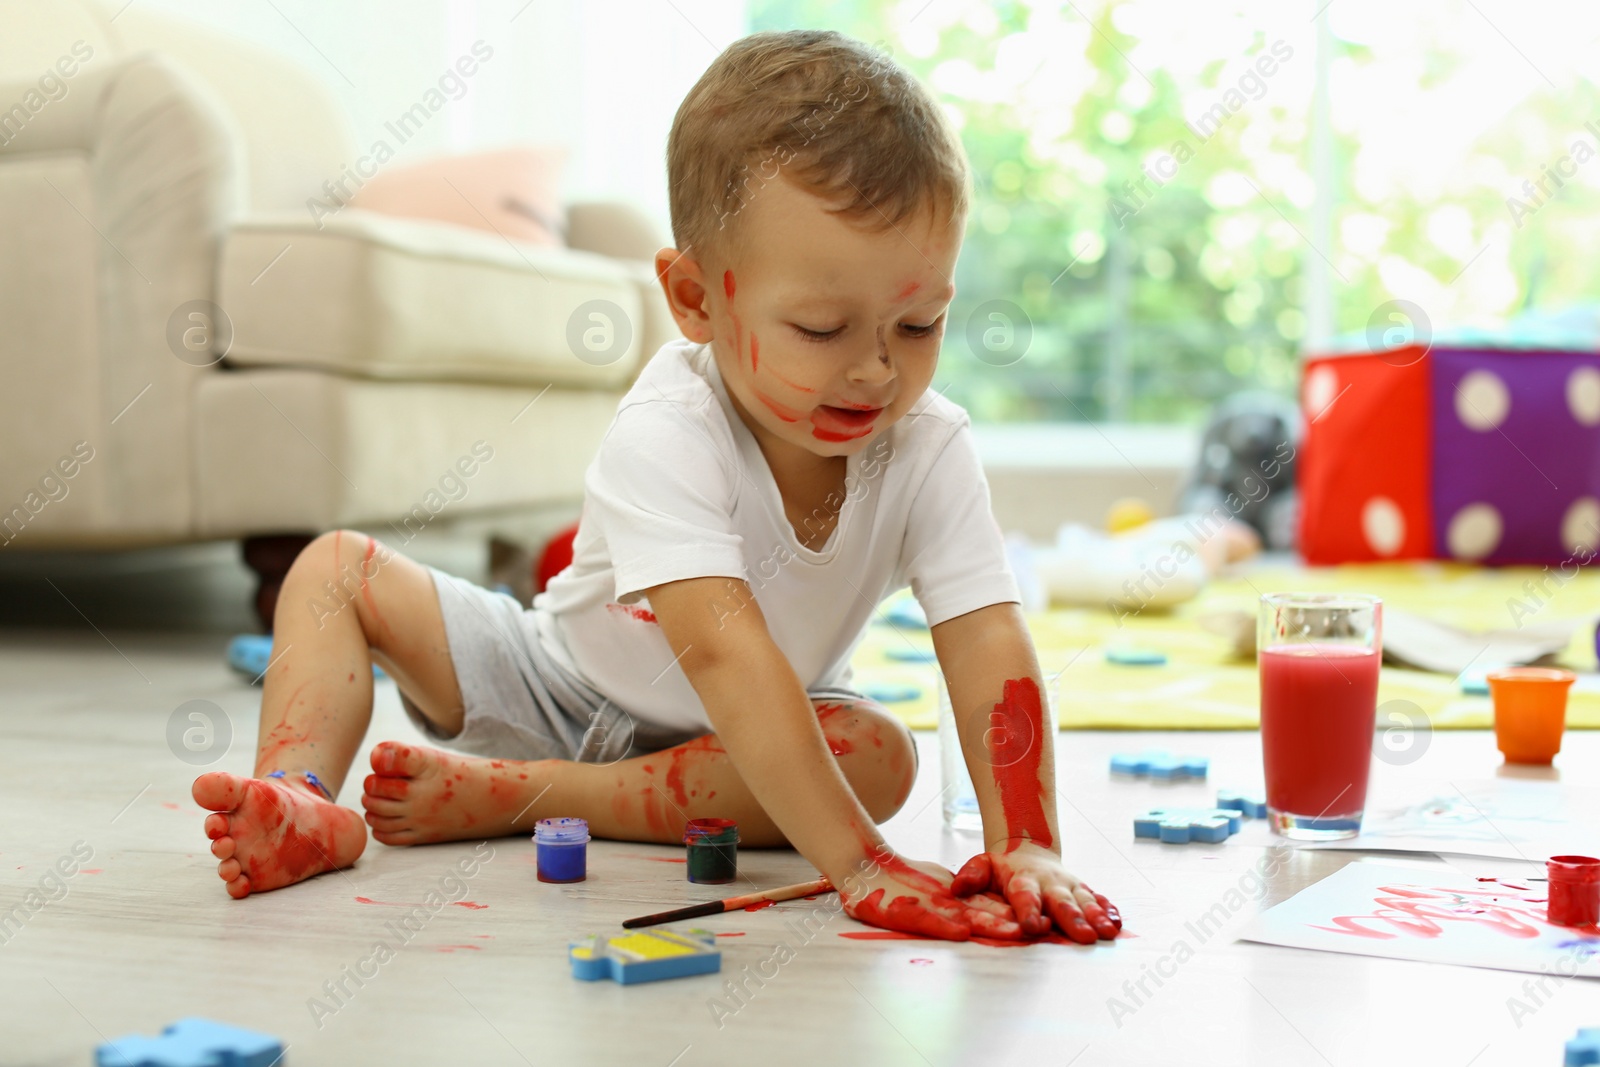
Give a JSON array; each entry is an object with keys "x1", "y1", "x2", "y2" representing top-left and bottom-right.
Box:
[{"x1": 683, "y1": 818, "x2": 739, "y2": 884}]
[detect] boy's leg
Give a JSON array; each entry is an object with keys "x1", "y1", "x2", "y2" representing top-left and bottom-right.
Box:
[
  {"x1": 193, "y1": 531, "x2": 464, "y2": 897},
  {"x1": 359, "y1": 696, "x2": 918, "y2": 847}
]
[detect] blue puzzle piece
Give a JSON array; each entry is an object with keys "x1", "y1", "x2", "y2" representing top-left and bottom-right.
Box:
[
  {"x1": 1566, "y1": 1027, "x2": 1600, "y2": 1066},
  {"x1": 1105, "y1": 646, "x2": 1168, "y2": 666},
  {"x1": 1111, "y1": 750, "x2": 1208, "y2": 780},
  {"x1": 229, "y1": 634, "x2": 383, "y2": 683},
  {"x1": 1135, "y1": 807, "x2": 1241, "y2": 843},
  {"x1": 570, "y1": 927, "x2": 721, "y2": 985},
  {"x1": 863, "y1": 684, "x2": 922, "y2": 703},
  {"x1": 97, "y1": 1018, "x2": 283, "y2": 1067},
  {"x1": 1216, "y1": 791, "x2": 1268, "y2": 819},
  {"x1": 879, "y1": 598, "x2": 928, "y2": 629}
]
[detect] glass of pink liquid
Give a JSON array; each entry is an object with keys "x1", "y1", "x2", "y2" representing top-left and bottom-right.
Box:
[{"x1": 1258, "y1": 592, "x2": 1382, "y2": 841}]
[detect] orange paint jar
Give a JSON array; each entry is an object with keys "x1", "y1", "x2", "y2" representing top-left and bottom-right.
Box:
[{"x1": 1486, "y1": 667, "x2": 1576, "y2": 765}]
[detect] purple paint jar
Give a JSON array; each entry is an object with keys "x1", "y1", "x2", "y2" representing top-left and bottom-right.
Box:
[{"x1": 534, "y1": 817, "x2": 589, "y2": 883}]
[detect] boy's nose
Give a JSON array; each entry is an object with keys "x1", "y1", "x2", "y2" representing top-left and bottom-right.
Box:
[{"x1": 846, "y1": 327, "x2": 896, "y2": 383}]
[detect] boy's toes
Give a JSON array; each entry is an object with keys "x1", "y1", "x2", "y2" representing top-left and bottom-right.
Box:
[
  {"x1": 370, "y1": 741, "x2": 428, "y2": 777},
  {"x1": 193, "y1": 771, "x2": 249, "y2": 812},
  {"x1": 370, "y1": 824, "x2": 419, "y2": 847},
  {"x1": 362, "y1": 773, "x2": 410, "y2": 800},
  {"x1": 360, "y1": 794, "x2": 405, "y2": 817},
  {"x1": 217, "y1": 857, "x2": 242, "y2": 883},
  {"x1": 204, "y1": 813, "x2": 230, "y2": 840},
  {"x1": 226, "y1": 873, "x2": 252, "y2": 900},
  {"x1": 210, "y1": 836, "x2": 235, "y2": 861}
]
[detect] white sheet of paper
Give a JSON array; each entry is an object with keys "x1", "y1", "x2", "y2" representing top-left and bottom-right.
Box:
[
  {"x1": 1238, "y1": 861, "x2": 1600, "y2": 978},
  {"x1": 1295, "y1": 778, "x2": 1600, "y2": 861}
]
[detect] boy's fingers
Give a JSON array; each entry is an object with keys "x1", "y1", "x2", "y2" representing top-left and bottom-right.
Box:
[
  {"x1": 1092, "y1": 890, "x2": 1123, "y2": 931},
  {"x1": 1007, "y1": 873, "x2": 1049, "y2": 936},
  {"x1": 965, "y1": 906, "x2": 1025, "y2": 940},
  {"x1": 961, "y1": 892, "x2": 1017, "y2": 920},
  {"x1": 1071, "y1": 884, "x2": 1120, "y2": 938},
  {"x1": 950, "y1": 853, "x2": 993, "y2": 897},
  {"x1": 1044, "y1": 888, "x2": 1099, "y2": 944}
]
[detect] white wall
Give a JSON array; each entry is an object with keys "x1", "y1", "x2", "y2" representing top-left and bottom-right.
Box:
[{"x1": 132, "y1": 0, "x2": 747, "y2": 234}]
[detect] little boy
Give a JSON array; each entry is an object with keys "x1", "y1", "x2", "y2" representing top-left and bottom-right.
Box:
[{"x1": 194, "y1": 29, "x2": 1120, "y2": 944}]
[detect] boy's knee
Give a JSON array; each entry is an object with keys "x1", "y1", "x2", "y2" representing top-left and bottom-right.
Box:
[
  {"x1": 819, "y1": 701, "x2": 917, "y2": 822},
  {"x1": 290, "y1": 530, "x2": 395, "y2": 632}
]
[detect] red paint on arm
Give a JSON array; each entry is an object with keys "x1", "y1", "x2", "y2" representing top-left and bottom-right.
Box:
[{"x1": 987, "y1": 678, "x2": 1053, "y2": 851}]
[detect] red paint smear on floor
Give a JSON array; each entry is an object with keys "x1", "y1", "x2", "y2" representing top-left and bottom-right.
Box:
[
  {"x1": 434, "y1": 944, "x2": 483, "y2": 952},
  {"x1": 987, "y1": 678, "x2": 1053, "y2": 851},
  {"x1": 354, "y1": 896, "x2": 424, "y2": 907},
  {"x1": 161, "y1": 802, "x2": 181, "y2": 811},
  {"x1": 716, "y1": 932, "x2": 747, "y2": 937},
  {"x1": 80, "y1": 869, "x2": 103, "y2": 875},
  {"x1": 909, "y1": 958, "x2": 934, "y2": 965},
  {"x1": 451, "y1": 901, "x2": 488, "y2": 909},
  {"x1": 839, "y1": 930, "x2": 1086, "y2": 948}
]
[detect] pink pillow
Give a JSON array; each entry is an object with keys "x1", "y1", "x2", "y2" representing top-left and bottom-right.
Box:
[{"x1": 348, "y1": 146, "x2": 567, "y2": 246}]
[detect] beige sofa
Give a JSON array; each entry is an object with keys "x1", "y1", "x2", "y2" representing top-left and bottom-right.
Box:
[{"x1": 0, "y1": 0, "x2": 674, "y2": 621}]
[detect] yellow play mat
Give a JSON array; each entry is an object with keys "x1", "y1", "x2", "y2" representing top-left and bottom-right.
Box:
[{"x1": 851, "y1": 562, "x2": 1600, "y2": 730}]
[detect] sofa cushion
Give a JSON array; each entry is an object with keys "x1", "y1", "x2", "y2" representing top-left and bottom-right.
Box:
[
  {"x1": 193, "y1": 368, "x2": 622, "y2": 537},
  {"x1": 347, "y1": 146, "x2": 567, "y2": 247},
  {"x1": 218, "y1": 210, "x2": 654, "y2": 389}
]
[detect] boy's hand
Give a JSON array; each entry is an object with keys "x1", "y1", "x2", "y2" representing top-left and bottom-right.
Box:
[
  {"x1": 951, "y1": 842, "x2": 1122, "y2": 944},
  {"x1": 839, "y1": 849, "x2": 1026, "y2": 942}
]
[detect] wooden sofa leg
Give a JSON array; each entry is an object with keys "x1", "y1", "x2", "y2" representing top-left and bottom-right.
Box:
[{"x1": 242, "y1": 534, "x2": 316, "y2": 631}]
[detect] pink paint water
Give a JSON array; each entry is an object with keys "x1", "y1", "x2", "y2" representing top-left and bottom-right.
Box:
[{"x1": 1260, "y1": 644, "x2": 1380, "y2": 818}]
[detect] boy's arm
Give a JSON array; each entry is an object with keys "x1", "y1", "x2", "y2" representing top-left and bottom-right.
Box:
[
  {"x1": 931, "y1": 601, "x2": 1122, "y2": 942},
  {"x1": 646, "y1": 575, "x2": 1022, "y2": 940}
]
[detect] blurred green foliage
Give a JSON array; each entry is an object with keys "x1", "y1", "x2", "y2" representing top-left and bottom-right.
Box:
[{"x1": 746, "y1": 0, "x2": 1600, "y2": 425}]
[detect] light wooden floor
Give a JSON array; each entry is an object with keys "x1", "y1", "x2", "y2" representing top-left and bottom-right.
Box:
[{"x1": 2, "y1": 625, "x2": 1596, "y2": 1067}]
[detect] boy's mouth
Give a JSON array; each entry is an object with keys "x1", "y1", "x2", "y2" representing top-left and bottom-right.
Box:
[{"x1": 809, "y1": 403, "x2": 884, "y2": 441}]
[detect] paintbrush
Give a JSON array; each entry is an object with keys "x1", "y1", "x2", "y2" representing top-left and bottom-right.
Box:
[{"x1": 622, "y1": 876, "x2": 834, "y2": 929}]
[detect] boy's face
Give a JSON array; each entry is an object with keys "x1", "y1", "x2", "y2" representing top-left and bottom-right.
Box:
[{"x1": 658, "y1": 176, "x2": 962, "y2": 460}]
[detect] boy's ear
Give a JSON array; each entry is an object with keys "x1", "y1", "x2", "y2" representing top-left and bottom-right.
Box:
[{"x1": 654, "y1": 246, "x2": 714, "y2": 344}]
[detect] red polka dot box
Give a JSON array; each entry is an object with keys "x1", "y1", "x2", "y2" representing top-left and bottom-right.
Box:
[{"x1": 1298, "y1": 342, "x2": 1600, "y2": 565}]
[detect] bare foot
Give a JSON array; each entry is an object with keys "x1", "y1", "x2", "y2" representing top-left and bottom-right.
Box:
[
  {"x1": 361, "y1": 741, "x2": 546, "y2": 846},
  {"x1": 193, "y1": 772, "x2": 367, "y2": 898}
]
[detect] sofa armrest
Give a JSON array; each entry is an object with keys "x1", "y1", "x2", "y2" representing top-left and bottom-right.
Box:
[
  {"x1": 565, "y1": 199, "x2": 667, "y2": 263},
  {"x1": 0, "y1": 52, "x2": 238, "y2": 543}
]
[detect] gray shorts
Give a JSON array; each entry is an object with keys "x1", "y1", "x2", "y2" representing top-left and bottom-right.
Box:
[{"x1": 402, "y1": 566, "x2": 871, "y2": 763}]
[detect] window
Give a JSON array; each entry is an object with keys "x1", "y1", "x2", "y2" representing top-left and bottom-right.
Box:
[{"x1": 749, "y1": 0, "x2": 1600, "y2": 424}]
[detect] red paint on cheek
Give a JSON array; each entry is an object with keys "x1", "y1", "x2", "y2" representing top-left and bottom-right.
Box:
[
  {"x1": 894, "y1": 280, "x2": 921, "y2": 302},
  {"x1": 765, "y1": 364, "x2": 816, "y2": 394},
  {"x1": 987, "y1": 678, "x2": 1053, "y2": 851},
  {"x1": 750, "y1": 332, "x2": 758, "y2": 372},
  {"x1": 753, "y1": 389, "x2": 802, "y2": 423},
  {"x1": 724, "y1": 271, "x2": 735, "y2": 300}
]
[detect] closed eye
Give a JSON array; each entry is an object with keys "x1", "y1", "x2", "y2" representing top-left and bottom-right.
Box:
[
  {"x1": 791, "y1": 323, "x2": 843, "y2": 343},
  {"x1": 901, "y1": 318, "x2": 942, "y2": 338}
]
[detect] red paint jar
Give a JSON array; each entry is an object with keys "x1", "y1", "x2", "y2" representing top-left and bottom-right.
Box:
[{"x1": 1546, "y1": 855, "x2": 1600, "y2": 927}]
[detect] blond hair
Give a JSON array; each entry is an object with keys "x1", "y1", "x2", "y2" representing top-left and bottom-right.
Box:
[{"x1": 666, "y1": 30, "x2": 969, "y2": 263}]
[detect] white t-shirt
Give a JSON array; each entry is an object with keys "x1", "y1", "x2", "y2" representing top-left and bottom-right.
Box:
[{"x1": 532, "y1": 337, "x2": 1020, "y2": 733}]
